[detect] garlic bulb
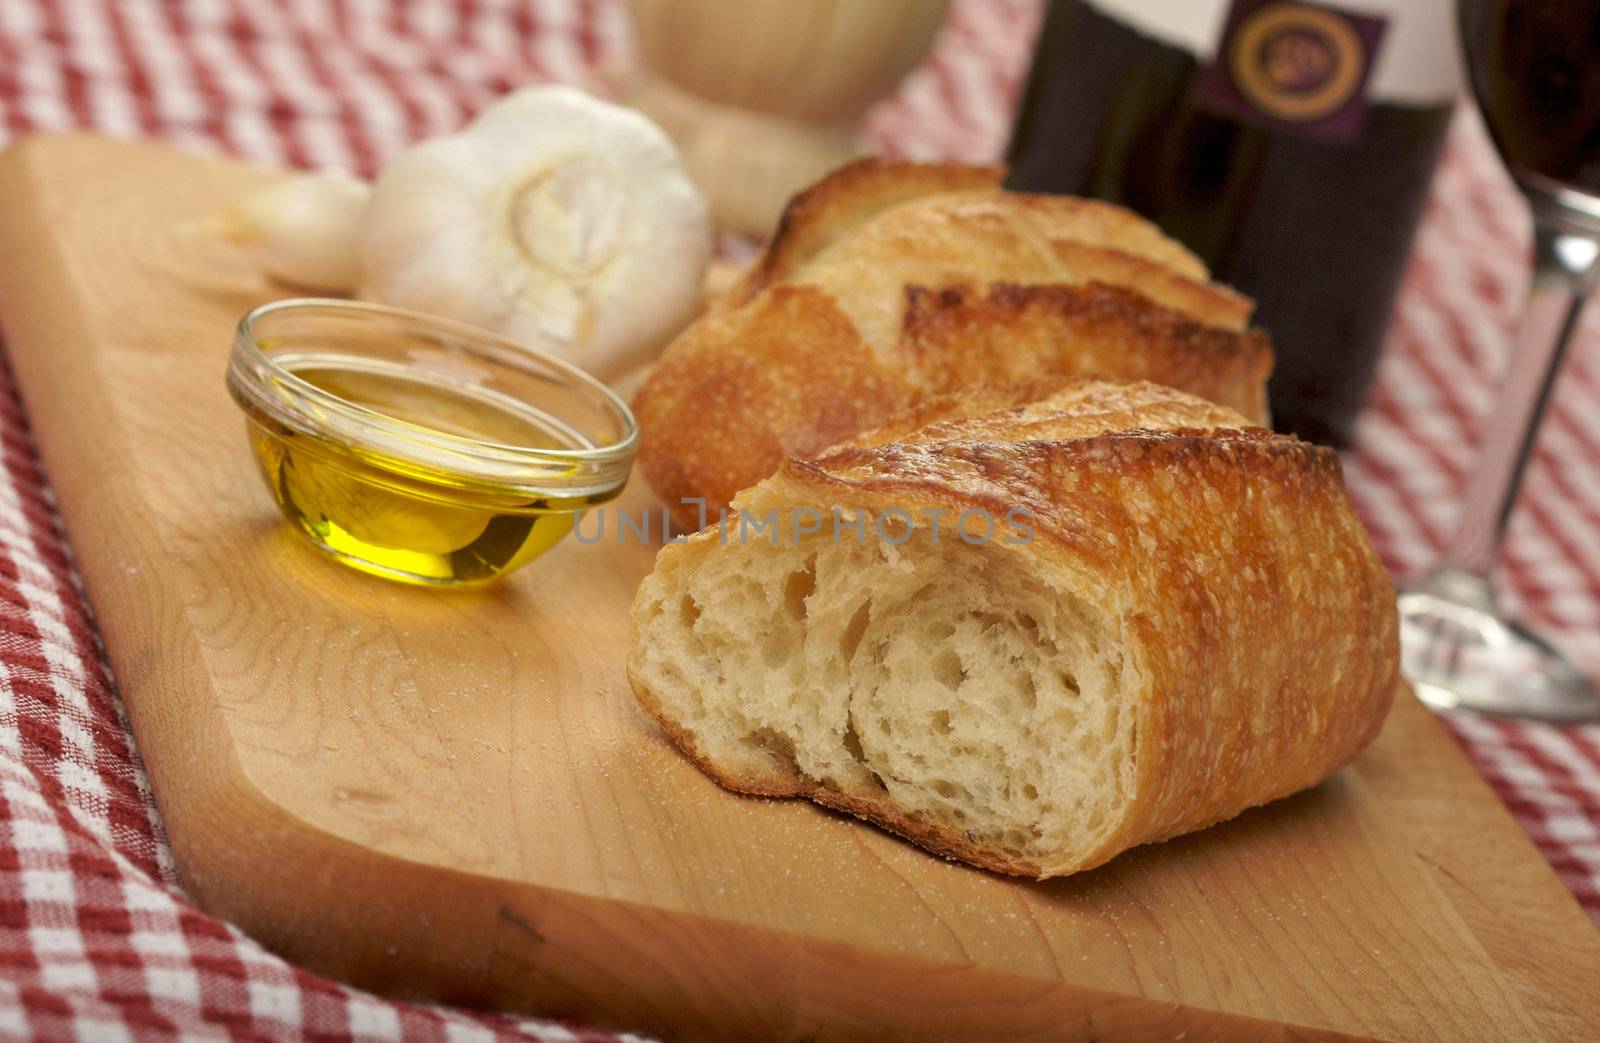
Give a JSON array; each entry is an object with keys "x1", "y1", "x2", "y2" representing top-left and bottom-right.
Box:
[
  {"x1": 360, "y1": 85, "x2": 712, "y2": 380},
  {"x1": 212, "y1": 170, "x2": 370, "y2": 293}
]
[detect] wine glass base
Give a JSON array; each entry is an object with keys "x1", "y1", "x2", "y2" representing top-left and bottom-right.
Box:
[{"x1": 1398, "y1": 566, "x2": 1600, "y2": 723}]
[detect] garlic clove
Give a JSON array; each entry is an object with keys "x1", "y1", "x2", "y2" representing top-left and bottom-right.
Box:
[
  {"x1": 359, "y1": 139, "x2": 509, "y2": 329},
  {"x1": 212, "y1": 170, "x2": 371, "y2": 294},
  {"x1": 359, "y1": 85, "x2": 712, "y2": 381}
]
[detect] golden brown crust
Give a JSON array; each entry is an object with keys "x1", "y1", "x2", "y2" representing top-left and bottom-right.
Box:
[
  {"x1": 1008, "y1": 193, "x2": 1211, "y2": 281},
  {"x1": 823, "y1": 378, "x2": 1248, "y2": 460},
  {"x1": 629, "y1": 379, "x2": 1398, "y2": 878},
  {"x1": 632, "y1": 284, "x2": 911, "y2": 526},
  {"x1": 1043, "y1": 240, "x2": 1252, "y2": 330},
  {"x1": 824, "y1": 378, "x2": 1092, "y2": 451},
  {"x1": 734, "y1": 158, "x2": 1005, "y2": 304},
  {"x1": 898, "y1": 282, "x2": 1270, "y2": 418},
  {"x1": 636, "y1": 160, "x2": 1274, "y2": 526}
]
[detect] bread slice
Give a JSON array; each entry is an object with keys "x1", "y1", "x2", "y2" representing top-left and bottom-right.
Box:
[{"x1": 628, "y1": 380, "x2": 1398, "y2": 878}]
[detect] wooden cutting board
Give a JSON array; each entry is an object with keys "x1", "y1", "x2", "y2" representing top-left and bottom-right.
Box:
[{"x1": 1, "y1": 134, "x2": 1597, "y2": 1042}]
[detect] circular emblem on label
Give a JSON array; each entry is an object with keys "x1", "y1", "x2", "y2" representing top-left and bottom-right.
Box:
[{"x1": 1228, "y1": 2, "x2": 1366, "y2": 122}]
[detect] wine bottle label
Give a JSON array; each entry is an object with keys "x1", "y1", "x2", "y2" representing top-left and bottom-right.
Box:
[{"x1": 1196, "y1": 0, "x2": 1389, "y2": 143}]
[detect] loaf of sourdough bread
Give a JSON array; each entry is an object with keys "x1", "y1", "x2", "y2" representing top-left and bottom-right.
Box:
[
  {"x1": 633, "y1": 160, "x2": 1274, "y2": 527},
  {"x1": 627, "y1": 379, "x2": 1397, "y2": 878}
]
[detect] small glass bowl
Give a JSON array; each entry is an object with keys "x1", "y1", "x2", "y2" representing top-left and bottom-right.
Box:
[{"x1": 226, "y1": 298, "x2": 637, "y2": 587}]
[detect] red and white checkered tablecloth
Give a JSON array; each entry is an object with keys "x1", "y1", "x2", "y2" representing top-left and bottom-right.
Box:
[{"x1": 0, "y1": 1, "x2": 1597, "y2": 1039}]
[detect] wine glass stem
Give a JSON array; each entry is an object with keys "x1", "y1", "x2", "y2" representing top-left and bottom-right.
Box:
[{"x1": 1441, "y1": 219, "x2": 1600, "y2": 578}]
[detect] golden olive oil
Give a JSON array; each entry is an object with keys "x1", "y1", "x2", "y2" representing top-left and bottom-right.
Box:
[{"x1": 241, "y1": 353, "x2": 610, "y2": 586}]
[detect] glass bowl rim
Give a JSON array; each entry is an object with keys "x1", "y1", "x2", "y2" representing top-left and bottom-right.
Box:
[{"x1": 226, "y1": 297, "x2": 639, "y2": 496}]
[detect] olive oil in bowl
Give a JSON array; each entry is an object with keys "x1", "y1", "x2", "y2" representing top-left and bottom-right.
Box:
[{"x1": 227, "y1": 300, "x2": 637, "y2": 587}]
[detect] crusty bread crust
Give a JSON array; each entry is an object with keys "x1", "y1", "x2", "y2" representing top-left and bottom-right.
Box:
[
  {"x1": 735, "y1": 158, "x2": 1007, "y2": 302},
  {"x1": 899, "y1": 282, "x2": 1269, "y2": 416},
  {"x1": 634, "y1": 159, "x2": 1273, "y2": 529},
  {"x1": 841, "y1": 376, "x2": 1253, "y2": 451},
  {"x1": 628, "y1": 379, "x2": 1398, "y2": 879}
]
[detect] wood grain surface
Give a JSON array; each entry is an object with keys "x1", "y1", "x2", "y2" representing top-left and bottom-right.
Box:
[{"x1": 0, "y1": 134, "x2": 1597, "y2": 1042}]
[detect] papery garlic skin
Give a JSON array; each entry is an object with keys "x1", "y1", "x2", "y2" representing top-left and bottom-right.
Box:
[
  {"x1": 360, "y1": 85, "x2": 713, "y2": 381},
  {"x1": 215, "y1": 170, "x2": 370, "y2": 293}
]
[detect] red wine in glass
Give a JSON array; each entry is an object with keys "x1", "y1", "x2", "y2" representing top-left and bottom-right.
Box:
[
  {"x1": 1461, "y1": 1, "x2": 1600, "y2": 201},
  {"x1": 1399, "y1": 0, "x2": 1600, "y2": 720}
]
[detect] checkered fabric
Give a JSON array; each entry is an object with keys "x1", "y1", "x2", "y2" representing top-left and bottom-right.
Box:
[{"x1": 0, "y1": 0, "x2": 1595, "y2": 1039}]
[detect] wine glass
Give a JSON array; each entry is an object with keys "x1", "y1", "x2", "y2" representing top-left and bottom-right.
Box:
[{"x1": 1398, "y1": 0, "x2": 1600, "y2": 722}]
